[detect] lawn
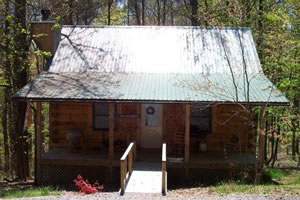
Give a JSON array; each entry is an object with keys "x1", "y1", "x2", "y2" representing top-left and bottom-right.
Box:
[
  {"x1": 0, "y1": 185, "x2": 63, "y2": 199},
  {"x1": 208, "y1": 168, "x2": 300, "y2": 195}
]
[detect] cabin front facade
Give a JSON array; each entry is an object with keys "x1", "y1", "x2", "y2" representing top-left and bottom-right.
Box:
[{"x1": 13, "y1": 25, "x2": 288, "y2": 193}]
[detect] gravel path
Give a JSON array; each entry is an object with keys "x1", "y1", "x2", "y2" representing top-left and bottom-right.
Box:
[{"x1": 19, "y1": 190, "x2": 300, "y2": 200}]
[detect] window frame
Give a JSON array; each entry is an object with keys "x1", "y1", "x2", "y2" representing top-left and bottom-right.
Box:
[
  {"x1": 190, "y1": 105, "x2": 212, "y2": 133},
  {"x1": 93, "y1": 103, "x2": 117, "y2": 131}
]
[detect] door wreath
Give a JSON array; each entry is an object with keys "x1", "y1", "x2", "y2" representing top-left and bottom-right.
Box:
[{"x1": 146, "y1": 106, "x2": 155, "y2": 115}]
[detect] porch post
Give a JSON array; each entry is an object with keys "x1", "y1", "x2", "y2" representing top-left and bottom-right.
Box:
[
  {"x1": 108, "y1": 103, "x2": 115, "y2": 182},
  {"x1": 256, "y1": 106, "x2": 266, "y2": 184},
  {"x1": 184, "y1": 104, "x2": 190, "y2": 179},
  {"x1": 35, "y1": 102, "x2": 42, "y2": 185}
]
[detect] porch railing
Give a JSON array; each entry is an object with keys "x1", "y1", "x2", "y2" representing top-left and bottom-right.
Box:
[
  {"x1": 162, "y1": 143, "x2": 167, "y2": 195},
  {"x1": 120, "y1": 141, "x2": 136, "y2": 195}
]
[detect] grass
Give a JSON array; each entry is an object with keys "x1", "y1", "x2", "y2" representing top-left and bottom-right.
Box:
[
  {"x1": 0, "y1": 186, "x2": 64, "y2": 199},
  {"x1": 208, "y1": 168, "x2": 300, "y2": 195}
]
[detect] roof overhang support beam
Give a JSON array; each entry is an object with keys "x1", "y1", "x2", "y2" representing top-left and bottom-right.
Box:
[
  {"x1": 108, "y1": 103, "x2": 115, "y2": 182},
  {"x1": 184, "y1": 104, "x2": 190, "y2": 179}
]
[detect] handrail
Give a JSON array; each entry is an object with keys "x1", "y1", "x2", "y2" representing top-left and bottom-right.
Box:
[
  {"x1": 162, "y1": 143, "x2": 167, "y2": 195},
  {"x1": 120, "y1": 142, "x2": 135, "y2": 161},
  {"x1": 120, "y1": 141, "x2": 136, "y2": 195}
]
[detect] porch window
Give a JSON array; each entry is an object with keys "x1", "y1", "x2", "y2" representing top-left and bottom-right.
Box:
[
  {"x1": 93, "y1": 103, "x2": 117, "y2": 130},
  {"x1": 190, "y1": 105, "x2": 211, "y2": 133}
]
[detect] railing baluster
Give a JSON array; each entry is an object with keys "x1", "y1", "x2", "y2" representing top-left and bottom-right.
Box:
[{"x1": 162, "y1": 143, "x2": 167, "y2": 195}]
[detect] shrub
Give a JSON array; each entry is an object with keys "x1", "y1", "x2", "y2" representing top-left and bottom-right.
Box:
[{"x1": 73, "y1": 174, "x2": 104, "y2": 194}]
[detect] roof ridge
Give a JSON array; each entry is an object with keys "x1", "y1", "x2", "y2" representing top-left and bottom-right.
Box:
[{"x1": 61, "y1": 25, "x2": 251, "y2": 30}]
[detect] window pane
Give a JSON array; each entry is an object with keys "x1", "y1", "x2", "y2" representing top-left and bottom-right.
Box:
[
  {"x1": 190, "y1": 105, "x2": 211, "y2": 132},
  {"x1": 94, "y1": 103, "x2": 109, "y2": 115},
  {"x1": 94, "y1": 116, "x2": 109, "y2": 129},
  {"x1": 191, "y1": 106, "x2": 210, "y2": 117}
]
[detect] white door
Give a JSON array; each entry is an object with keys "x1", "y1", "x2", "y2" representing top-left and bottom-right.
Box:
[{"x1": 141, "y1": 104, "x2": 162, "y2": 149}]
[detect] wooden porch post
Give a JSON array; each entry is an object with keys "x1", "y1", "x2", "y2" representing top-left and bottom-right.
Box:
[
  {"x1": 256, "y1": 106, "x2": 266, "y2": 184},
  {"x1": 35, "y1": 102, "x2": 42, "y2": 185},
  {"x1": 184, "y1": 104, "x2": 190, "y2": 179},
  {"x1": 108, "y1": 103, "x2": 115, "y2": 182}
]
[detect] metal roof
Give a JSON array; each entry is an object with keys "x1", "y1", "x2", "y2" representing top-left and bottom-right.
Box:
[
  {"x1": 13, "y1": 26, "x2": 289, "y2": 105},
  {"x1": 13, "y1": 72, "x2": 288, "y2": 104},
  {"x1": 49, "y1": 26, "x2": 261, "y2": 74}
]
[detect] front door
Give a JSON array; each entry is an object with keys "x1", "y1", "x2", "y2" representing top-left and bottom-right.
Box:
[{"x1": 141, "y1": 104, "x2": 163, "y2": 149}]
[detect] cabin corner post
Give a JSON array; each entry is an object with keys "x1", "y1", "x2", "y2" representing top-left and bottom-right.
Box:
[
  {"x1": 184, "y1": 104, "x2": 190, "y2": 179},
  {"x1": 108, "y1": 103, "x2": 115, "y2": 182},
  {"x1": 35, "y1": 102, "x2": 42, "y2": 185},
  {"x1": 256, "y1": 105, "x2": 266, "y2": 184}
]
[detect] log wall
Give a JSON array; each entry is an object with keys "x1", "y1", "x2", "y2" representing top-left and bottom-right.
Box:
[
  {"x1": 49, "y1": 103, "x2": 254, "y2": 153},
  {"x1": 49, "y1": 103, "x2": 141, "y2": 150}
]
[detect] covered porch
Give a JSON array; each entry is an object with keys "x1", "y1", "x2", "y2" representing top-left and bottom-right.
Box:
[{"x1": 33, "y1": 101, "x2": 260, "y2": 190}]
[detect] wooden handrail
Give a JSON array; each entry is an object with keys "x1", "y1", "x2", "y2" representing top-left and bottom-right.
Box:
[
  {"x1": 121, "y1": 142, "x2": 135, "y2": 161},
  {"x1": 120, "y1": 141, "x2": 136, "y2": 195},
  {"x1": 162, "y1": 143, "x2": 167, "y2": 195}
]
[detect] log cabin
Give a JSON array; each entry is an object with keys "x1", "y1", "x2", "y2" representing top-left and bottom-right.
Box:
[{"x1": 12, "y1": 24, "x2": 289, "y2": 194}]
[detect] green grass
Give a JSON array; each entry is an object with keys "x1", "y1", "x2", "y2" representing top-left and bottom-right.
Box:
[
  {"x1": 0, "y1": 186, "x2": 63, "y2": 199},
  {"x1": 208, "y1": 169, "x2": 300, "y2": 195}
]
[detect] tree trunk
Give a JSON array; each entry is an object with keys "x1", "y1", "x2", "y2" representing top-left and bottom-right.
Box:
[
  {"x1": 2, "y1": 0, "x2": 11, "y2": 174},
  {"x1": 68, "y1": 0, "x2": 73, "y2": 25},
  {"x1": 271, "y1": 124, "x2": 280, "y2": 168},
  {"x1": 1, "y1": 88, "x2": 10, "y2": 172},
  {"x1": 291, "y1": 119, "x2": 296, "y2": 159},
  {"x1": 190, "y1": 0, "x2": 198, "y2": 26},
  {"x1": 296, "y1": 137, "x2": 299, "y2": 154},
  {"x1": 141, "y1": 0, "x2": 145, "y2": 25},
  {"x1": 170, "y1": 1, "x2": 174, "y2": 26},
  {"x1": 266, "y1": 117, "x2": 275, "y2": 166},
  {"x1": 9, "y1": 0, "x2": 30, "y2": 180},
  {"x1": 127, "y1": 0, "x2": 130, "y2": 25},
  {"x1": 107, "y1": 0, "x2": 113, "y2": 25},
  {"x1": 257, "y1": 0, "x2": 264, "y2": 63},
  {"x1": 134, "y1": 0, "x2": 141, "y2": 25},
  {"x1": 264, "y1": 119, "x2": 268, "y2": 162},
  {"x1": 162, "y1": 0, "x2": 166, "y2": 25},
  {"x1": 156, "y1": 0, "x2": 161, "y2": 25}
]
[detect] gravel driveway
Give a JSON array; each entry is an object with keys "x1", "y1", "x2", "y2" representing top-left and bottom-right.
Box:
[{"x1": 19, "y1": 190, "x2": 300, "y2": 200}]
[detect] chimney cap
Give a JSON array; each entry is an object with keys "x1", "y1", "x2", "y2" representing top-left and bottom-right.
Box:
[{"x1": 41, "y1": 8, "x2": 51, "y2": 21}]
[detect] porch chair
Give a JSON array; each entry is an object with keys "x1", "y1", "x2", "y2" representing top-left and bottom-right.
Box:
[
  {"x1": 67, "y1": 128, "x2": 86, "y2": 152},
  {"x1": 219, "y1": 134, "x2": 239, "y2": 154},
  {"x1": 173, "y1": 128, "x2": 185, "y2": 156}
]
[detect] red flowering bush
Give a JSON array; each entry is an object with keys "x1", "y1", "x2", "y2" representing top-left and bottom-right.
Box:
[{"x1": 73, "y1": 174, "x2": 104, "y2": 194}]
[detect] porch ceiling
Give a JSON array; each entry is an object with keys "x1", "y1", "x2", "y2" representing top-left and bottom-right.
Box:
[{"x1": 12, "y1": 71, "x2": 289, "y2": 105}]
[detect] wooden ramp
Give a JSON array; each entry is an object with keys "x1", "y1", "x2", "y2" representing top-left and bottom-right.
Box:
[{"x1": 125, "y1": 162, "x2": 162, "y2": 193}]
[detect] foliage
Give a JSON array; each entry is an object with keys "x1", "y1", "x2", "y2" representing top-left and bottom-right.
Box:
[
  {"x1": 73, "y1": 174, "x2": 104, "y2": 194},
  {"x1": 93, "y1": 4, "x2": 127, "y2": 25},
  {"x1": 265, "y1": 168, "x2": 287, "y2": 180}
]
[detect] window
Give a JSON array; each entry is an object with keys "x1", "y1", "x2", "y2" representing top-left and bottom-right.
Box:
[
  {"x1": 93, "y1": 103, "x2": 117, "y2": 130},
  {"x1": 190, "y1": 105, "x2": 212, "y2": 133}
]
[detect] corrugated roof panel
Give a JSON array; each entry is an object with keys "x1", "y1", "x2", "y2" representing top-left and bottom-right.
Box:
[
  {"x1": 12, "y1": 72, "x2": 289, "y2": 104},
  {"x1": 50, "y1": 26, "x2": 262, "y2": 74}
]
